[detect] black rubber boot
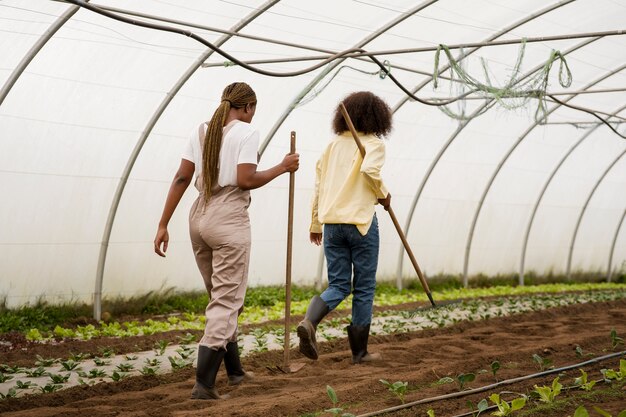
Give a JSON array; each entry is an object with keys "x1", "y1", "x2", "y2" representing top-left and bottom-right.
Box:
[
  {"x1": 346, "y1": 324, "x2": 381, "y2": 364},
  {"x1": 191, "y1": 345, "x2": 229, "y2": 400},
  {"x1": 297, "y1": 295, "x2": 329, "y2": 360},
  {"x1": 224, "y1": 341, "x2": 254, "y2": 385}
]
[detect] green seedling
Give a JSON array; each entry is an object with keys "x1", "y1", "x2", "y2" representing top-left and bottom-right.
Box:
[
  {"x1": 87, "y1": 368, "x2": 107, "y2": 378},
  {"x1": 379, "y1": 379, "x2": 408, "y2": 404},
  {"x1": 139, "y1": 366, "x2": 157, "y2": 376},
  {"x1": 0, "y1": 364, "x2": 24, "y2": 374},
  {"x1": 39, "y1": 383, "x2": 62, "y2": 393},
  {"x1": 532, "y1": 354, "x2": 552, "y2": 371},
  {"x1": 575, "y1": 405, "x2": 626, "y2": 417},
  {"x1": 47, "y1": 373, "x2": 70, "y2": 384},
  {"x1": 177, "y1": 332, "x2": 196, "y2": 345},
  {"x1": 168, "y1": 356, "x2": 191, "y2": 369},
  {"x1": 35, "y1": 355, "x2": 58, "y2": 367},
  {"x1": 0, "y1": 372, "x2": 14, "y2": 383},
  {"x1": 93, "y1": 357, "x2": 111, "y2": 366},
  {"x1": 25, "y1": 366, "x2": 46, "y2": 377},
  {"x1": 60, "y1": 360, "x2": 81, "y2": 371},
  {"x1": 475, "y1": 398, "x2": 489, "y2": 416},
  {"x1": 0, "y1": 387, "x2": 17, "y2": 399},
  {"x1": 427, "y1": 410, "x2": 435, "y2": 417},
  {"x1": 116, "y1": 363, "x2": 134, "y2": 373},
  {"x1": 124, "y1": 354, "x2": 138, "y2": 361},
  {"x1": 77, "y1": 378, "x2": 95, "y2": 386},
  {"x1": 26, "y1": 328, "x2": 45, "y2": 341},
  {"x1": 98, "y1": 347, "x2": 116, "y2": 358},
  {"x1": 533, "y1": 376, "x2": 562, "y2": 403},
  {"x1": 601, "y1": 359, "x2": 626, "y2": 381},
  {"x1": 176, "y1": 345, "x2": 196, "y2": 360},
  {"x1": 489, "y1": 393, "x2": 526, "y2": 416},
  {"x1": 69, "y1": 352, "x2": 88, "y2": 361},
  {"x1": 15, "y1": 380, "x2": 37, "y2": 389},
  {"x1": 456, "y1": 373, "x2": 475, "y2": 391},
  {"x1": 324, "y1": 385, "x2": 355, "y2": 417},
  {"x1": 610, "y1": 329, "x2": 624, "y2": 350},
  {"x1": 573, "y1": 369, "x2": 597, "y2": 391},
  {"x1": 110, "y1": 371, "x2": 128, "y2": 382},
  {"x1": 491, "y1": 361, "x2": 501, "y2": 381},
  {"x1": 144, "y1": 358, "x2": 161, "y2": 367},
  {"x1": 436, "y1": 376, "x2": 455, "y2": 385},
  {"x1": 154, "y1": 340, "x2": 169, "y2": 356}
]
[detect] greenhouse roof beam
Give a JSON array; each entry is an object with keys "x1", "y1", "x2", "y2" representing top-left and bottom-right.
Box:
[
  {"x1": 0, "y1": 1, "x2": 85, "y2": 106},
  {"x1": 258, "y1": 0, "x2": 440, "y2": 156},
  {"x1": 608, "y1": 208, "x2": 626, "y2": 282},
  {"x1": 566, "y1": 146, "x2": 626, "y2": 279},
  {"x1": 464, "y1": 63, "x2": 626, "y2": 287},
  {"x1": 392, "y1": 0, "x2": 577, "y2": 286},
  {"x1": 520, "y1": 103, "x2": 626, "y2": 284},
  {"x1": 92, "y1": 0, "x2": 281, "y2": 321}
]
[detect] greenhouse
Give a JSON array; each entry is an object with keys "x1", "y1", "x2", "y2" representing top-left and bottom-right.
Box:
[{"x1": 0, "y1": 0, "x2": 625, "y2": 415}]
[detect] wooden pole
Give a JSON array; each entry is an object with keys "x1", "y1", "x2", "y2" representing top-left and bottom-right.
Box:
[
  {"x1": 284, "y1": 131, "x2": 296, "y2": 369},
  {"x1": 339, "y1": 103, "x2": 436, "y2": 307}
]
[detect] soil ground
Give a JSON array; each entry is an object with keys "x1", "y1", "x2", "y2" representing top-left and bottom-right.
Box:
[{"x1": 1, "y1": 298, "x2": 625, "y2": 417}]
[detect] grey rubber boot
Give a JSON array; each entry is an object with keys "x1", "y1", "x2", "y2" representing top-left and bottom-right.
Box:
[
  {"x1": 297, "y1": 295, "x2": 329, "y2": 360},
  {"x1": 224, "y1": 341, "x2": 255, "y2": 385},
  {"x1": 191, "y1": 345, "x2": 230, "y2": 400},
  {"x1": 346, "y1": 324, "x2": 381, "y2": 364}
]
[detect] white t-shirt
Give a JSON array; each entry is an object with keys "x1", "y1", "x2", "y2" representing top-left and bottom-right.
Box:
[{"x1": 182, "y1": 120, "x2": 259, "y2": 187}]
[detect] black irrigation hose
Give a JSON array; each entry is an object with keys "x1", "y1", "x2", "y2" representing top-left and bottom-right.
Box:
[
  {"x1": 356, "y1": 350, "x2": 626, "y2": 417},
  {"x1": 61, "y1": 0, "x2": 626, "y2": 139}
]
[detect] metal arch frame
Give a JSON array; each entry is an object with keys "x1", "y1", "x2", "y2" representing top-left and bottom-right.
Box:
[
  {"x1": 520, "y1": 104, "x2": 626, "y2": 283},
  {"x1": 392, "y1": 0, "x2": 575, "y2": 288},
  {"x1": 93, "y1": 0, "x2": 280, "y2": 320},
  {"x1": 0, "y1": 2, "x2": 85, "y2": 105},
  {"x1": 608, "y1": 207, "x2": 626, "y2": 281},
  {"x1": 463, "y1": 63, "x2": 626, "y2": 286},
  {"x1": 258, "y1": 0, "x2": 440, "y2": 156},
  {"x1": 566, "y1": 147, "x2": 626, "y2": 278}
]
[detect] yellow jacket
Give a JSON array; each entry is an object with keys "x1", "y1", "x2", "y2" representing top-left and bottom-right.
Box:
[{"x1": 310, "y1": 132, "x2": 388, "y2": 236}]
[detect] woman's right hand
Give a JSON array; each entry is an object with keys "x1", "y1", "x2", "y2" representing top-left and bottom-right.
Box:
[
  {"x1": 154, "y1": 226, "x2": 169, "y2": 257},
  {"x1": 281, "y1": 153, "x2": 300, "y2": 173}
]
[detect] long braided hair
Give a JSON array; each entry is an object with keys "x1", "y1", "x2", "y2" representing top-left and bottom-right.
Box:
[{"x1": 202, "y1": 82, "x2": 256, "y2": 200}]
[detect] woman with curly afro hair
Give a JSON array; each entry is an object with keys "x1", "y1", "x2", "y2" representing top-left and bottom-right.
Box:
[{"x1": 298, "y1": 91, "x2": 392, "y2": 364}]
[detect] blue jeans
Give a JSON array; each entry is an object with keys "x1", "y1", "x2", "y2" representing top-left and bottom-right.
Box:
[{"x1": 320, "y1": 215, "x2": 379, "y2": 326}]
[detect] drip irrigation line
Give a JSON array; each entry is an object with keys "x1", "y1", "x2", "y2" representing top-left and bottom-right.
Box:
[{"x1": 355, "y1": 350, "x2": 626, "y2": 417}]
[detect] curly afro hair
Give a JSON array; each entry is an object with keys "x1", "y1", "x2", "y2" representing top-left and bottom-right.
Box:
[{"x1": 332, "y1": 91, "x2": 393, "y2": 137}]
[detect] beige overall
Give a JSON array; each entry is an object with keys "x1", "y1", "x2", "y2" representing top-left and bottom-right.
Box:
[{"x1": 189, "y1": 123, "x2": 251, "y2": 349}]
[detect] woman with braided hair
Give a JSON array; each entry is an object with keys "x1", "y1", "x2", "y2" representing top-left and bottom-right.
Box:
[{"x1": 154, "y1": 82, "x2": 299, "y2": 400}]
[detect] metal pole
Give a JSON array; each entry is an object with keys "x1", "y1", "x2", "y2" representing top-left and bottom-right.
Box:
[{"x1": 284, "y1": 131, "x2": 296, "y2": 370}]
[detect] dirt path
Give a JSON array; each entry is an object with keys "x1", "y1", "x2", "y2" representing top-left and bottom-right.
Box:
[{"x1": 1, "y1": 299, "x2": 625, "y2": 416}]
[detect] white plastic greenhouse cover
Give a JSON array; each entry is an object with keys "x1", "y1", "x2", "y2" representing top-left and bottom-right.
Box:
[{"x1": 1, "y1": 0, "x2": 625, "y2": 311}]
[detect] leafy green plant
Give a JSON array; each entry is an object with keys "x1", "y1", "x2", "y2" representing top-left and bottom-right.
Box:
[
  {"x1": 533, "y1": 377, "x2": 562, "y2": 403},
  {"x1": 488, "y1": 393, "x2": 526, "y2": 416},
  {"x1": 379, "y1": 379, "x2": 408, "y2": 403},
  {"x1": 47, "y1": 373, "x2": 70, "y2": 384},
  {"x1": 25, "y1": 328, "x2": 46, "y2": 341},
  {"x1": 93, "y1": 357, "x2": 110, "y2": 366},
  {"x1": 457, "y1": 373, "x2": 475, "y2": 391},
  {"x1": 124, "y1": 354, "x2": 138, "y2": 361},
  {"x1": 39, "y1": 383, "x2": 62, "y2": 393},
  {"x1": 177, "y1": 332, "x2": 196, "y2": 345},
  {"x1": 0, "y1": 387, "x2": 17, "y2": 399},
  {"x1": 24, "y1": 366, "x2": 46, "y2": 377},
  {"x1": 532, "y1": 354, "x2": 552, "y2": 371},
  {"x1": 139, "y1": 366, "x2": 157, "y2": 376},
  {"x1": 144, "y1": 358, "x2": 161, "y2": 367},
  {"x1": 35, "y1": 355, "x2": 58, "y2": 367},
  {"x1": 427, "y1": 410, "x2": 435, "y2": 417},
  {"x1": 601, "y1": 359, "x2": 626, "y2": 381},
  {"x1": 324, "y1": 385, "x2": 355, "y2": 417},
  {"x1": 110, "y1": 371, "x2": 128, "y2": 382},
  {"x1": 60, "y1": 359, "x2": 81, "y2": 371},
  {"x1": 86, "y1": 368, "x2": 107, "y2": 378},
  {"x1": 574, "y1": 405, "x2": 626, "y2": 417},
  {"x1": 168, "y1": 356, "x2": 191, "y2": 369},
  {"x1": 98, "y1": 347, "x2": 116, "y2": 358},
  {"x1": 176, "y1": 345, "x2": 196, "y2": 360},
  {"x1": 0, "y1": 364, "x2": 23, "y2": 374},
  {"x1": 115, "y1": 363, "x2": 134, "y2": 373},
  {"x1": 491, "y1": 361, "x2": 501, "y2": 381},
  {"x1": 69, "y1": 352, "x2": 88, "y2": 361},
  {"x1": 610, "y1": 329, "x2": 624, "y2": 350},
  {"x1": 0, "y1": 372, "x2": 14, "y2": 383},
  {"x1": 15, "y1": 380, "x2": 37, "y2": 389},
  {"x1": 154, "y1": 340, "x2": 169, "y2": 356},
  {"x1": 573, "y1": 369, "x2": 597, "y2": 391}
]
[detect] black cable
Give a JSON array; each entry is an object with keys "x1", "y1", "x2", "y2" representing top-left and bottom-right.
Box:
[{"x1": 59, "y1": 0, "x2": 626, "y2": 139}]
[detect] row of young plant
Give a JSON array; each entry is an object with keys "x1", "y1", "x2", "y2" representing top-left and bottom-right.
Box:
[
  {"x1": 21, "y1": 283, "x2": 626, "y2": 343},
  {"x1": 0, "y1": 337, "x2": 198, "y2": 399},
  {"x1": 311, "y1": 354, "x2": 626, "y2": 417}
]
